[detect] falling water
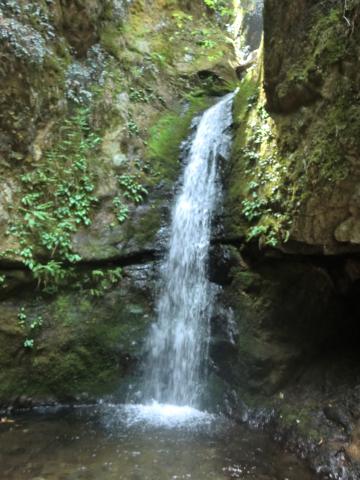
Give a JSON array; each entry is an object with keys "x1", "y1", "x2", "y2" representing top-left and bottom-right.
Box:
[{"x1": 145, "y1": 92, "x2": 235, "y2": 407}]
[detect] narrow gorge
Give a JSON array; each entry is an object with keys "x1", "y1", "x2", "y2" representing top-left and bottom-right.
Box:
[{"x1": 0, "y1": 1, "x2": 360, "y2": 479}]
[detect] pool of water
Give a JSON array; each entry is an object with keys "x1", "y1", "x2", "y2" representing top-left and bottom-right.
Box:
[{"x1": 0, "y1": 403, "x2": 317, "y2": 480}]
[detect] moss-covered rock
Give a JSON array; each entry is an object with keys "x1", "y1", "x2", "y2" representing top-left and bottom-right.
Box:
[
  {"x1": 0, "y1": 263, "x2": 155, "y2": 405},
  {"x1": 225, "y1": 0, "x2": 360, "y2": 254}
]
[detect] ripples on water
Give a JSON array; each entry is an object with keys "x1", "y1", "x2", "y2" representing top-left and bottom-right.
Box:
[{"x1": 0, "y1": 403, "x2": 317, "y2": 480}]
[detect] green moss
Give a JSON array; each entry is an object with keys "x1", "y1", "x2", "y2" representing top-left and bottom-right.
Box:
[
  {"x1": 53, "y1": 294, "x2": 92, "y2": 327},
  {"x1": 100, "y1": 24, "x2": 124, "y2": 59},
  {"x1": 276, "y1": 5, "x2": 349, "y2": 103},
  {"x1": 0, "y1": 280, "x2": 152, "y2": 403},
  {"x1": 225, "y1": 67, "x2": 290, "y2": 245},
  {"x1": 147, "y1": 95, "x2": 211, "y2": 182},
  {"x1": 226, "y1": 3, "x2": 359, "y2": 248},
  {"x1": 233, "y1": 74, "x2": 259, "y2": 124},
  {"x1": 278, "y1": 403, "x2": 324, "y2": 442},
  {"x1": 123, "y1": 201, "x2": 162, "y2": 247},
  {"x1": 311, "y1": 8, "x2": 347, "y2": 64}
]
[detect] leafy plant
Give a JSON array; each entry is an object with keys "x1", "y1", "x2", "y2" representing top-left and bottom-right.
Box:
[
  {"x1": 0, "y1": 274, "x2": 6, "y2": 288},
  {"x1": 172, "y1": 11, "x2": 193, "y2": 28},
  {"x1": 32, "y1": 261, "x2": 68, "y2": 288},
  {"x1": 242, "y1": 197, "x2": 269, "y2": 221},
  {"x1": 112, "y1": 175, "x2": 147, "y2": 224},
  {"x1": 127, "y1": 118, "x2": 140, "y2": 136},
  {"x1": 118, "y1": 175, "x2": 148, "y2": 203},
  {"x1": 5, "y1": 108, "x2": 100, "y2": 288},
  {"x1": 150, "y1": 52, "x2": 166, "y2": 66},
  {"x1": 77, "y1": 267, "x2": 123, "y2": 297},
  {"x1": 129, "y1": 87, "x2": 157, "y2": 104},
  {"x1": 18, "y1": 307, "x2": 27, "y2": 325},
  {"x1": 203, "y1": 0, "x2": 233, "y2": 17},
  {"x1": 23, "y1": 339, "x2": 34, "y2": 349},
  {"x1": 18, "y1": 307, "x2": 43, "y2": 349},
  {"x1": 236, "y1": 82, "x2": 291, "y2": 247},
  {"x1": 89, "y1": 267, "x2": 123, "y2": 297},
  {"x1": 113, "y1": 196, "x2": 129, "y2": 224}
]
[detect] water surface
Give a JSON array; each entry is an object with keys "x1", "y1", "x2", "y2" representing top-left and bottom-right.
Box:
[{"x1": 0, "y1": 404, "x2": 317, "y2": 480}]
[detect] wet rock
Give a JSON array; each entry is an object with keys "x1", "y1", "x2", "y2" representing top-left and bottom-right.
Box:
[
  {"x1": 58, "y1": 0, "x2": 105, "y2": 57},
  {"x1": 0, "y1": 180, "x2": 13, "y2": 227},
  {"x1": 112, "y1": 0, "x2": 132, "y2": 20},
  {"x1": 14, "y1": 395, "x2": 33, "y2": 409},
  {"x1": 215, "y1": 258, "x2": 340, "y2": 395},
  {"x1": 335, "y1": 217, "x2": 360, "y2": 245},
  {"x1": 323, "y1": 406, "x2": 352, "y2": 435},
  {"x1": 235, "y1": 50, "x2": 258, "y2": 79},
  {"x1": 209, "y1": 245, "x2": 237, "y2": 285}
]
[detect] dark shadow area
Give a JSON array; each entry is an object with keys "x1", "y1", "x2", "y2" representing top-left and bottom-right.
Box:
[{"x1": 208, "y1": 243, "x2": 360, "y2": 399}]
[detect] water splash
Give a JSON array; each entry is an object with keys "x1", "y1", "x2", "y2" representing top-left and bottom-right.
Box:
[
  {"x1": 122, "y1": 402, "x2": 215, "y2": 429},
  {"x1": 144, "y1": 92, "x2": 235, "y2": 407}
]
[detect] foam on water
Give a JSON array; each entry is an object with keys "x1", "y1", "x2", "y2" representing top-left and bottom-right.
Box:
[
  {"x1": 101, "y1": 402, "x2": 216, "y2": 430},
  {"x1": 124, "y1": 402, "x2": 215, "y2": 428}
]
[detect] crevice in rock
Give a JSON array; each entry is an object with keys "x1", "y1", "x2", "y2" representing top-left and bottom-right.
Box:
[
  {"x1": 0, "y1": 248, "x2": 161, "y2": 273},
  {"x1": 74, "y1": 248, "x2": 161, "y2": 269}
]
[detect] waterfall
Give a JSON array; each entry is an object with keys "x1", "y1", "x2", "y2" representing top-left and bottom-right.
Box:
[{"x1": 144, "y1": 92, "x2": 235, "y2": 408}]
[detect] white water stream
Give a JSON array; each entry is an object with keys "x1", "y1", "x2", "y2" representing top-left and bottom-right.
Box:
[{"x1": 140, "y1": 92, "x2": 235, "y2": 420}]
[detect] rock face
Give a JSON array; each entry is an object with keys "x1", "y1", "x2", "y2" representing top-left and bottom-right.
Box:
[
  {"x1": 0, "y1": 263, "x2": 156, "y2": 406},
  {"x1": 228, "y1": 0, "x2": 360, "y2": 255},
  {"x1": 0, "y1": 0, "x2": 237, "y2": 404},
  {"x1": 217, "y1": 0, "x2": 360, "y2": 477}
]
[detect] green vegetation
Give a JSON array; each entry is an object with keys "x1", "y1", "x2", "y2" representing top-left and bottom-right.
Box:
[
  {"x1": 112, "y1": 174, "x2": 148, "y2": 225},
  {"x1": 118, "y1": 174, "x2": 148, "y2": 203},
  {"x1": 129, "y1": 86, "x2": 158, "y2": 104},
  {"x1": 82, "y1": 268, "x2": 123, "y2": 298},
  {"x1": 283, "y1": 8, "x2": 347, "y2": 89},
  {"x1": 226, "y1": 69, "x2": 293, "y2": 247},
  {"x1": 203, "y1": 0, "x2": 234, "y2": 17},
  {"x1": 278, "y1": 403, "x2": 324, "y2": 442},
  {"x1": 113, "y1": 196, "x2": 129, "y2": 224},
  {"x1": 0, "y1": 284, "x2": 152, "y2": 402},
  {"x1": 239, "y1": 104, "x2": 290, "y2": 247},
  {"x1": 5, "y1": 109, "x2": 100, "y2": 287},
  {"x1": 0, "y1": 274, "x2": 6, "y2": 289},
  {"x1": 225, "y1": 0, "x2": 359, "y2": 251},
  {"x1": 147, "y1": 96, "x2": 210, "y2": 182},
  {"x1": 172, "y1": 11, "x2": 193, "y2": 29},
  {"x1": 126, "y1": 118, "x2": 140, "y2": 136},
  {"x1": 18, "y1": 307, "x2": 43, "y2": 349}
]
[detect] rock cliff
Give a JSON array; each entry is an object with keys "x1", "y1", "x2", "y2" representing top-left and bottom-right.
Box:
[
  {"x1": 0, "y1": 0, "x2": 237, "y2": 405},
  {"x1": 215, "y1": 1, "x2": 360, "y2": 477}
]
